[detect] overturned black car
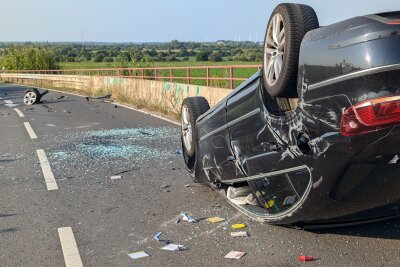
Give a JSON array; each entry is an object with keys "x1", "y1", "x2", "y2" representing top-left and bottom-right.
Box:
[{"x1": 181, "y1": 3, "x2": 400, "y2": 227}]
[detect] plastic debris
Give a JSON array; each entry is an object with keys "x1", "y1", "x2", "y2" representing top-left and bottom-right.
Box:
[
  {"x1": 51, "y1": 95, "x2": 65, "y2": 100},
  {"x1": 389, "y1": 155, "x2": 399, "y2": 164},
  {"x1": 153, "y1": 232, "x2": 162, "y2": 241},
  {"x1": 114, "y1": 168, "x2": 136, "y2": 175},
  {"x1": 85, "y1": 94, "x2": 112, "y2": 102},
  {"x1": 110, "y1": 175, "x2": 122, "y2": 180},
  {"x1": 175, "y1": 218, "x2": 181, "y2": 224},
  {"x1": 298, "y1": 255, "x2": 314, "y2": 262},
  {"x1": 206, "y1": 217, "x2": 225, "y2": 223},
  {"x1": 181, "y1": 212, "x2": 197, "y2": 223},
  {"x1": 138, "y1": 130, "x2": 153, "y2": 136},
  {"x1": 161, "y1": 243, "x2": 185, "y2": 251},
  {"x1": 128, "y1": 251, "x2": 150, "y2": 260},
  {"x1": 283, "y1": 195, "x2": 296, "y2": 206},
  {"x1": 176, "y1": 148, "x2": 183, "y2": 155},
  {"x1": 224, "y1": 251, "x2": 246, "y2": 259},
  {"x1": 230, "y1": 231, "x2": 248, "y2": 237},
  {"x1": 227, "y1": 186, "x2": 257, "y2": 205},
  {"x1": 231, "y1": 223, "x2": 246, "y2": 229}
]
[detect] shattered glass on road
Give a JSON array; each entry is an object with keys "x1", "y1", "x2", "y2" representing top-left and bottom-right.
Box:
[{"x1": 47, "y1": 127, "x2": 180, "y2": 177}]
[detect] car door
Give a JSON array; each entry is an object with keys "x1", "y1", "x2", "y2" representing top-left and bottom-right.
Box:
[
  {"x1": 196, "y1": 101, "x2": 246, "y2": 182},
  {"x1": 224, "y1": 78, "x2": 305, "y2": 181}
]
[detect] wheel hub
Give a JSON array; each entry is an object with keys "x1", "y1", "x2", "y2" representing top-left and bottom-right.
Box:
[
  {"x1": 264, "y1": 13, "x2": 285, "y2": 86},
  {"x1": 181, "y1": 105, "x2": 193, "y2": 152},
  {"x1": 24, "y1": 92, "x2": 37, "y2": 105}
]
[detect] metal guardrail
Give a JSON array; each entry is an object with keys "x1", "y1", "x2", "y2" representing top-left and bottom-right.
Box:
[{"x1": 0, "y1": 65, "x2": 262, "y2": 89}]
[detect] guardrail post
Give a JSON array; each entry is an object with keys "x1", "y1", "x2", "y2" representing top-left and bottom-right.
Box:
[
  {"x1": 141, "y1": 69, "x2": 144, "y2": 79},
  {"x1": 187, "y1": 67, "x2": 190, "y2": 84},
  {"x1": 170, "y1": 68, "x2": 173, "y2": 82},
  {"x1": 230, "y1": 66, "x2": 234, "y2": 89},
  {"x1": 206, "y1": 67, "x2": 210, "y2": 86}
]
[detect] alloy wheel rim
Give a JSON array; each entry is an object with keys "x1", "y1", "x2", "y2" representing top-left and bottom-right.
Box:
[
  {"x1": 181, "y1": 105, "x2": 193, "y2": 152},
  {"x1": 264, "y1": 13, "x2": 285, "y2": 86},
  {"x1": 24, "y1": 92, "x2": 36, "y2": 105}
]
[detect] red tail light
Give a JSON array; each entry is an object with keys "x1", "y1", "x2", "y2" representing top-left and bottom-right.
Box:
[
  {"x1": 386, "y1": 20, "x2": 400, "y2": 25},
  {"x1": 340, "y1": 95, "x2": 400, "y2": 136}
]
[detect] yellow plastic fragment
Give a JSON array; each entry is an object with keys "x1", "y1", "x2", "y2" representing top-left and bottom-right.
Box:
[
  {"x1": 231, "y1": 223, "x2": 246, "y2": 229},
  {"x1": 265, "y1": 199, "x2": 275, "y2": 208},
  {"x1": 206, "y1": 217, "x2": 225, "y2": 223}
]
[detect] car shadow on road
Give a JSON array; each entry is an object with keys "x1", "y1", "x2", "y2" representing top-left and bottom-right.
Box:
[{"x1": 310, "y1": 217, "x2": 400, "y2": 240}]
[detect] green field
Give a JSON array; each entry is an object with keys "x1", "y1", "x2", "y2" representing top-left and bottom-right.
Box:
[
  {"x1": 59, "y1": 60, "x2": 260, "y2": 69},
  {"x1": 58, "y1": 61, "x2": 261, "y2": 89}
]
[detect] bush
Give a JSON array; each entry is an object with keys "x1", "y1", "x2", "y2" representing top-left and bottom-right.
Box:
[
  {"x1": 196, "y1": 50, "x2": 210, "y2": 61},
  {"x1": 0, "y1": 45, "x2": 58, "y2": 70},
  {"x1": 209, "y1": 52, "x2": 222, "y2": 62}
]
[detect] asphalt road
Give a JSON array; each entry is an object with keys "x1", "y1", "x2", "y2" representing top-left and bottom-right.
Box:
[{"x1": 1, "y1": 83, "x2": 400, "y2": 267}]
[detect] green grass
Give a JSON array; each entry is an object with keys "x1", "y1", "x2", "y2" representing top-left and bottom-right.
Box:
[
  {"x1": 58, "y1": 61, "x2": 261, "y2": 89},
  {"x1": 59, "y1": 60, "x2": 260, "y2": 69}
]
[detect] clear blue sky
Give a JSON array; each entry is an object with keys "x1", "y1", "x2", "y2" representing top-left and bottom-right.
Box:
[{"x1": 1, "y1": 0, "x2": 399, "y2": 42}]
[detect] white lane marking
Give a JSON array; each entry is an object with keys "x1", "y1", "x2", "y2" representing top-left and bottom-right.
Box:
[
  {"x1": 58, "y1": 227, "x2": 83, "y2": 267},
  {"x1": 4, "y1": 99, "x2": 18, "y2": 107},
  {"x1": 23, "y1": 122, "x2": 38, "y2": 139},
  {"x1": 13, "y1": 108, "x2": 25, "y2": 117},
  {"x1": 36, "y1": 149, "x2": 58, "y2": 190}
]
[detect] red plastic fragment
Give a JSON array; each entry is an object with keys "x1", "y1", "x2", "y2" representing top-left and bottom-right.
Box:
[{"x1": 297, "y1": 255, "x2": 314, "y2": 262}]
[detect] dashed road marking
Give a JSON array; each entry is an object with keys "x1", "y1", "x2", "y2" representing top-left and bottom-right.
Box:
[
  {"x1": 36, "y1": 149, "x2": 58, "y2": 190},
  {"x1": 58, "y1": 227, "x2": 83, "y2": 267},
  {"x1": 4, "y1": 99, "x2": 18, "y2": 107},
  {"x1": 13, "y1": 108, "x2": 25, "y2": 118},
  {"x1": 23, "y1": 122, "x2": 38, "y2": 139}
]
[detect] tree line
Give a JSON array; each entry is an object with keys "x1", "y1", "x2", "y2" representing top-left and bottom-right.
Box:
[{"x1": 0, "y1": 40, "x2": 263, "y2": 70}]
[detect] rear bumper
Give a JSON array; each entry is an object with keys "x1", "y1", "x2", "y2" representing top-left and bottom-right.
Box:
[{"x1": 289, "y1": 125, "x2": 400, "y2": 225}]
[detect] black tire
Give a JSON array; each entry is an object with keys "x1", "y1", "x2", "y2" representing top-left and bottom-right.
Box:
[
  {"x1": 181, "y1": 97, "x2": 210, "y2": 182},
  {"x1": 180, "y1": 97, "x2": 210, "y2": 156},
  {"x1": 23, "y1": 88, "x2": 41, "y2": 105},
  {"x1": 262, "y1": 3, "x2": 319, "y2": 98}
]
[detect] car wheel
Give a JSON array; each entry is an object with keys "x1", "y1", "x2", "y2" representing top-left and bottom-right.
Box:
[
  {"x1": 181, "y1": 97, "x2": 210, "y2": 182},
  {"x1": 23, "y1": 88, "x2": 41, "y2": 105},
  {"x1": 262, "y1": 3, "x2": 319, "y2": 98},
  {"x1": 181, "y1": 97, "x2": 210, "y2": 156}
]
